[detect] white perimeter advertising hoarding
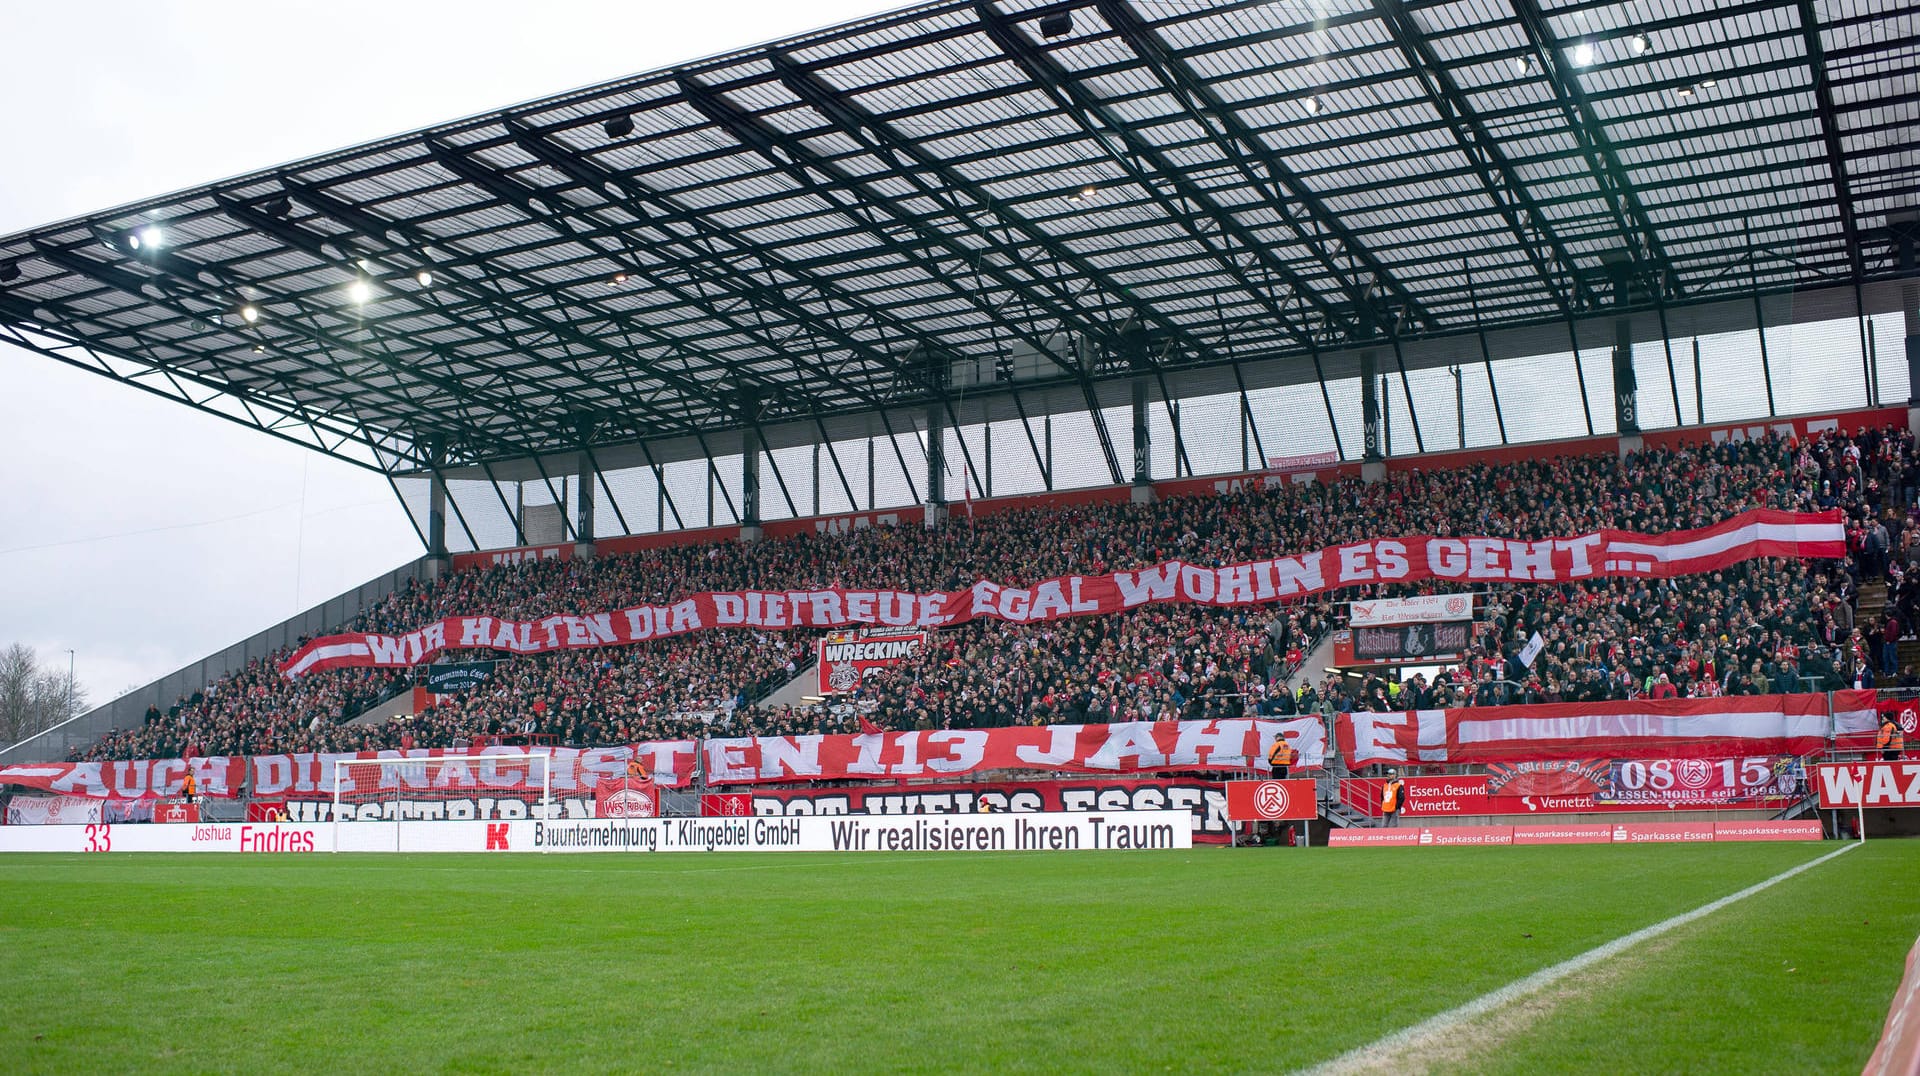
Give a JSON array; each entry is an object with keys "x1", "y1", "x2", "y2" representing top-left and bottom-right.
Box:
[{"x1": 0, "y1": 810, "x2": 1193, "y2": 854}]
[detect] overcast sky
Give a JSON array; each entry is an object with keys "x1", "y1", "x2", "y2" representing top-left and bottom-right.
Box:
[{"x1": 0, "y1": 0, "x2": 887, "y2": 708}]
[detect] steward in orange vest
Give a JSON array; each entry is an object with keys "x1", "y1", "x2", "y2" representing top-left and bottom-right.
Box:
[
  {"x1": 1381, "y1": 771, "x2": 1406, "y2": 826},
  {"x1": 626, "y1": 757, "x2": 652, "y2": 782},
  {"x1": 1268, "y1": 736, "x2": 1296, "y2": 779},
  {"x1": 1882, "y1": 716, "x2": 1907, "y2": 760},
  {"x1": 181, "y1": 771, "x2": 197, "y2": 803}
]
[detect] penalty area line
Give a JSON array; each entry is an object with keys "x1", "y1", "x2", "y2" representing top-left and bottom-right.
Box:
[{"x1": 1298, "y1": 841, "x2": 1860, "y2": 1075}]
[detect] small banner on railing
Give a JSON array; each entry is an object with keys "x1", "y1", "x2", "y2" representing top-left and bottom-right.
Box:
[{"x1": 594, "y1": 779, "x2": 659, "y2": 818}]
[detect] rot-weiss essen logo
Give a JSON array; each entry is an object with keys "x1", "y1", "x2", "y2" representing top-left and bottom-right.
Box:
[
  {"x1": 1676, "y1": 759, "x2": 1714, "y2": 790},
  {"x1": 1253, "y1": 781, "x2": 1291, "y2": 819},
  {"x1": 1899, "y1": 707, "x2": 1918, "y2": 736},
  {"x1": 1444, "y1": 596, "x2": 1468, "y2": 617}
]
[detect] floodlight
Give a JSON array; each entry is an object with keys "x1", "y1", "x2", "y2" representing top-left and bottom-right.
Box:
[{"x1": 605, "y1": 114, "x2": 635, "y2": 139}]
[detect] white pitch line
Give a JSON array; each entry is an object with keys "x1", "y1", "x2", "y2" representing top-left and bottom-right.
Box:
[{"x1": 1299, "y1": 842, "x2": 1861, "y2": 1075}]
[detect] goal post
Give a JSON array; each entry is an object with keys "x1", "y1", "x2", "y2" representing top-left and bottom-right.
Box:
[{"x1": 330, "y1": 752, "x2": 553, "y2": 853}]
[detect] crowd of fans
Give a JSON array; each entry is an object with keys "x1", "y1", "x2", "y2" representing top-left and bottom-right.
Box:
[{"x1": 69, "y1": 423, "x2": 1920, "y2": 762}]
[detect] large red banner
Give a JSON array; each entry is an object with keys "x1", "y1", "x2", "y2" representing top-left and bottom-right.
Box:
[
  {"x1": 700, "y1": 717, "x2": 1324, "y2": 785},
  {"x1": 281, "y1": 509, "x2": 1842, "y2": 674},
  {"x1": 0, "y1": 746, "x2": 689, "y2": 800},
  {"x1": 1337, "y1": 693, "x2": 1846, "y2": 765},
  {"x1": 746, "y1": 777, "x2": 1238, "y2": 843},
  {"x1": 0, "y1": 718, "x2": 1320, "y2": 800}
]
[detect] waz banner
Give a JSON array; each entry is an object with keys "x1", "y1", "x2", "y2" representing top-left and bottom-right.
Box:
[
  {"x1": 281, "y1": 508, "x2": 1843, "y2": 674},
  {"x1": 1337, "y1": 691, "x2": 1875, "y2": 765}
]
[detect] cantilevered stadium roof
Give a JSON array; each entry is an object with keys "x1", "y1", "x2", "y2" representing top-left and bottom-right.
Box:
[{"x1": 0, "y1": 0, "x2": 1914, "y2": 475}]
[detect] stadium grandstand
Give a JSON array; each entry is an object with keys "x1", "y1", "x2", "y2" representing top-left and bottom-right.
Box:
[
  {"x1": 2, "y1": 0, "x2": 1917, "y2": 767},
  {"x1": 4, "y1": 0, "x2": 1920, "y2": 1070},
  {"x1": 2, "y1": 0, "x2": 1917, "y2": 795}
]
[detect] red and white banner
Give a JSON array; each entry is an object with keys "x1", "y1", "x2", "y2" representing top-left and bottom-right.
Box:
[
  {"x1": 1834, "y1": 690, "x2": 1893, "y2": 751},
  {"x1": 3, "y1": 795, "x2": 104, "y2": 826},
  {"x1": 816, "y1": 632, "x2": 925, "y2": 694},
  {"x1": 282, "y1": 509, "x2": 1843, "y2": 674},
  {"x1": 1814, "y1": 761, "x2": 1920, "y2": 808},
  {"x1": 1328, "y1": 819, "x2": 1821, "y2": 846},
  {"x1": 1349, "y1": 594, "x2": 1473, "y2": 627},
  {"x1": 1224, "y1": 779, "x2": 1318, "y2": 821},
  {"x1": 1, "y1": 719, "x2": 1319, "y2": 801},
  {"x1": 1338, "y1": 694, "x2": 1836, "y2": 766},
  {"x1": 700, "y1": 793, "x2": 752, "y2": 817},
  {"x1": 1339, "y1": 758, "x2": 1801, "y2": 817},
  {"x1": 700, "y1": 717, "x2": 1324, "y2": 785},
  {"x1": 1268, "y1": 451, "x2": 1338, "y2": 475},
  {"x1": 594, "y1": 779, "x2": 659, "y2": 818},
  {"x1": 0, "y1": 746, "x2": 690, "y2": 801},
  {"x1": 748, "y1": 777, "x2": 1238, "y2": 843},
  {"x1": 0, "y1": 756, "x2": 243, "y2": 800}
]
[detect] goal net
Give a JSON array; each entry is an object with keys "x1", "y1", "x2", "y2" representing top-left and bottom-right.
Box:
[{"x1": 331, "y1": 753, "x2": 553, "y2": 828}]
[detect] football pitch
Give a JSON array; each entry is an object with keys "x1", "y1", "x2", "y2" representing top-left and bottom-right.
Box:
[{"x1": 1, "y1": 841, "x2": 1915, "y2": 1074}]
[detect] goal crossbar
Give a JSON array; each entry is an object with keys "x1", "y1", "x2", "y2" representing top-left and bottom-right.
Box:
[{"x1": 330, "y1": 753, "x2": 553, "y2": 853}]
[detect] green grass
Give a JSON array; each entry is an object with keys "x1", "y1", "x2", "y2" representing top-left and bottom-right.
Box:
[{"x1": 0, "y1": 842, "x2": 1915, "y2": 1074}]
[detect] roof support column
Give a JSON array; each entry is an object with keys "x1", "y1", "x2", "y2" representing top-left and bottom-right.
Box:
[
  {"x1": 1361, "y1": 344, "x2": 1384, "y2": 481},
  {"x1": 1131, "y1": 375, "x2": 1154, "y2": 503},
  {"x1": 1898, "y1": 222, "x2": 1920, "y2": 414},
  {"x1": 426, "y1": 436, "x2": 448, "y2": 561},
  {"x1": 925, "y1": 402, "x2": 947, "y2": 530},
  {"x1": 739, "y1": 390, "x2": 763, "y2": 542},
  {"x1": 576, "y1": 450, "x2": 597, "y2": 549},
  {"x1": 1607, "y1": 253, "x2": 1641, "y2": 456},
  {"x1": 1124, "y1": 330, "x2": 1153, "y2": 502}
]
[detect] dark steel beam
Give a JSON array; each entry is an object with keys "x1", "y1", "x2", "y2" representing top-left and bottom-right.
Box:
[
  {"x1": 1509, "y1": 0, "x2": 1675, "y2": 298},
  {"x1": 1097, "y1": 0, "x2": 1435, "y2": 332},
  {"x1": 1797, "y1": 0, "x2": 1865, "y2": 286},
  {"x1": 505, "y1": 119, "x2": 915, "y2": 414},
  {"x1": 976, "y1": 3, "x2": 1359, "y2": 346},
  {"x1": 674, "y1": 72, "x2": 1100, "y2": 382},
  {"x1": 769, "y1": 52, "x2": 1277, "y2": 359},
  {"x1": 1370, "y1": 0, "x2": 1598, "y2": 316}
]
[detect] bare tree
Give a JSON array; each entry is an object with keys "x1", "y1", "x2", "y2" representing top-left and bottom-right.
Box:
[{"x1": 0, "y1": 644, "x2": 89, "y2": 746}]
